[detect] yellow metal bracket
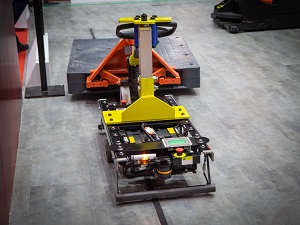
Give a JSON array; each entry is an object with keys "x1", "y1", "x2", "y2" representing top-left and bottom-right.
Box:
[
  {"x1": 102, "y1": 98, "x2": 190, "y2": 125},
  {"x1": 128, "y1": 54, "x2": 139, "y2": 66},
  {"x1": 119, "y1": 16, "x2": 172, "y2": 25},
  {"x1": 102, "y1": 77, "x2": 190, "y2": 125}
]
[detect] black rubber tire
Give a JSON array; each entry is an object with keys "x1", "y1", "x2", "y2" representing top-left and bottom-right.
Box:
[{"x1": 105, "y1": 142, "x2": 113, "y2": 163}]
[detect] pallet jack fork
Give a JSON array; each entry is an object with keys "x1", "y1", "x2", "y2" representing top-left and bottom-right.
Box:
[{"x1": 98, "y1": 14, "x2": 215, "y2": 203}]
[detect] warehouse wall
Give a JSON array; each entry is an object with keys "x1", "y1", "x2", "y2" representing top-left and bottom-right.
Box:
[
  {"x1": 0, "y1": 0, "x2": 23, "y2": 224},
  {"x1": 71, "y1": 0, "x2": 139, "y2": 3}
]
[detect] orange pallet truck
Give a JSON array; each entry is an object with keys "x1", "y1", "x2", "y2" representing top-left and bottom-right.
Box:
[{"x1": 67, "y1": 15, "x2": 200, "y2": 94}]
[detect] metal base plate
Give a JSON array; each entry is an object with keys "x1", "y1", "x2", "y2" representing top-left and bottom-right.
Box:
[
  {"x1": 116, "y1": 173, "x2": 216, "y2": 203},
  {"x1": 116, "y1": 184, "x2": 216, "y2": 203},
  {"x1": 25, "y1": 85, "x2": 65, "y2": 98}
]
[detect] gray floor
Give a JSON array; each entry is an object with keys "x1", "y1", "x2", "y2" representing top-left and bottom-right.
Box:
[{"x1": 10, "y1": 0, "x2": 300, "y2": 225}]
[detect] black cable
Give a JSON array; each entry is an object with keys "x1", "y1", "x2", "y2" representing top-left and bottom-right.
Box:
[{"x1": 145, "y1": 179, "x2": 168, "y2": 225}]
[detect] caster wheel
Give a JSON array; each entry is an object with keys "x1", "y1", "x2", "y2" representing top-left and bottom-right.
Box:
[
  {"x1": 228, "y1": 25, "x2": 239, "y2": 33},
  {"x1": 105, "y1": 142, "x2": 113, "y2": 163}
]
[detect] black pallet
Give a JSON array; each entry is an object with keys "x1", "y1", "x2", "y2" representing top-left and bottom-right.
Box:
[{"x1": 67, "y1": 37, "x2": 200, "y2": 94}]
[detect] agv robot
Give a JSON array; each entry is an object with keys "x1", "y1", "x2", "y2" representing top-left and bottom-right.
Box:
[{"x1": 97, "y1": 14, "x2": 215, "y2": 202}]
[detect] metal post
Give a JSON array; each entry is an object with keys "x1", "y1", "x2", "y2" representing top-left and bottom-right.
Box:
[
  {"x1": 33, "y1": 0, "x2": 47, "y2": 91},
  {"x1": 25, "y1": 0, "x2": 65, "y2": 98},
  {"x1": 138, "y1": 26, "x2": 153, "y2": 79}
]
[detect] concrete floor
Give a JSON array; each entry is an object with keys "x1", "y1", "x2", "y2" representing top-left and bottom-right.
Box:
[{"x1": 10, "y1": 0, "x2": 300, "y2": 224}]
